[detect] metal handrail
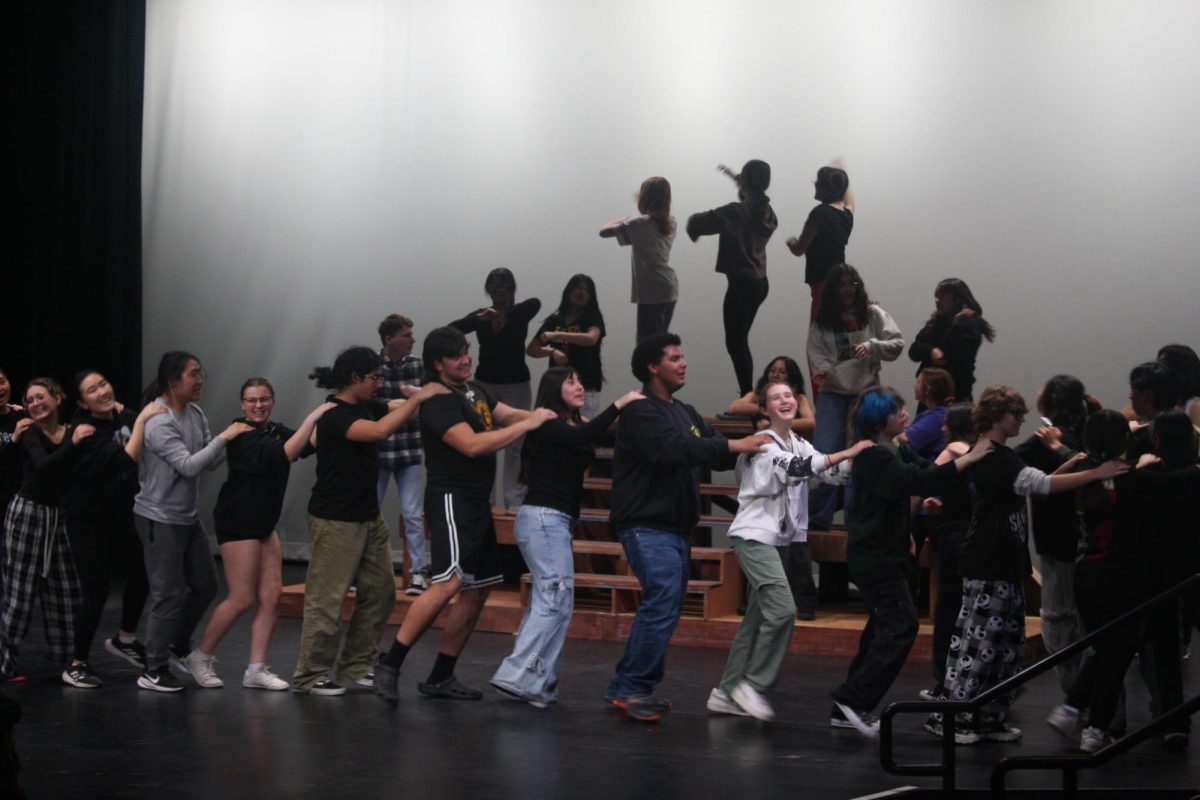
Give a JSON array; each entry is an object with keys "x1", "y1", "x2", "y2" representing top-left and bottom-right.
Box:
[
  {"x1": 991, "y1": 693, "x2": 1200, "y2": 797},
  {"x1": 878, "y1": 572, "x2": 1200, "y2": 794}
]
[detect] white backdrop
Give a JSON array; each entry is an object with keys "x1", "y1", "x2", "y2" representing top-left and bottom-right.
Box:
[{"x1": 142, "y1": 0, "x2": 1200, "y2": 557}]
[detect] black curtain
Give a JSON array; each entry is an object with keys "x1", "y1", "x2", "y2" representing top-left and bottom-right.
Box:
[{"x1": 10, "y1": 2, "x2": 146, "y2": 406}]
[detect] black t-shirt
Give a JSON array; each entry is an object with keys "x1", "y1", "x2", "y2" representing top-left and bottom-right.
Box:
[
  {"x1": 523, "y1": 404, "x2": 620, "y2": 517},
  {"x1": 17, "y1": 425, "x2": 79, "y2": 507},
  {"x1": 1014, "y1": 429, "x2": 1084, "y2": 562},
  {"x1": 450, "y1": 297, "x2": 541, "y2": 385},
  {"x1": 308, "y1": 397, "x2": 388, "y2": 522},
  {"x1": 803, "y1": 204, "x2": 854, "y2": 285},
  {"x1": 66, "y1": 410, "x2": 138, "y2": 522},
  {"x1": 215, "y1": 419, "x2": 313, "y2": 538},
  {"x1": 535, "y1": 307, "x2": 606, "y2": 391},
  {"x1": 0, "y1": 408, "x2": 30, "y2": 502},
  {"x1": 959, "y1": 443, "x2": 1031, "y2": 581},
  {"x1": 421, "y1": 381, "x2": 498, "y2": 497}
]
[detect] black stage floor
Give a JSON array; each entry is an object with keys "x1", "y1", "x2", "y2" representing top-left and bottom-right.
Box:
[{"x1": 8, "y1": 567, "x2": 1199, "y2": 800}]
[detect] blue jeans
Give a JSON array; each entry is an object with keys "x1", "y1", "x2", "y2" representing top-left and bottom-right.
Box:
[
  {"x1": 490, "y1": 506, "x2": 575, "y2": 703},
  {"x1": 606, "y1": 527, "x2": 689, "y2": 699},
  {"x1": 809, "y1": 389, "x2": 856, "y2": 529},
  {"x1": 376, "y1": 463, "x2": 427, "y2": 576}
]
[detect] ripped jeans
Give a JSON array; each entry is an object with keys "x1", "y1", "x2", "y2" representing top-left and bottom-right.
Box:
[{"x1": 491, "y1": 506, "x2": 575, "y2": 703}]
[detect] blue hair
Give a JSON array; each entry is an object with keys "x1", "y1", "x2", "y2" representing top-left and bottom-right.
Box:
[{"x1": 853, "y1": 389, "x2": 899, "y2": 441}]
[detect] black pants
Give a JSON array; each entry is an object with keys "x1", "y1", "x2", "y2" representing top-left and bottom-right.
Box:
[
  {"x1": 832, "y1": 574, "x2": 919, "y2": 712},
  {"x1": 722, "y1": 277, "x2": 769, "y2": 396},
  {"x1": 66, "y1": 513, "x2": 149, "y2": 661},
  {"x1": 1066, "y1": 563, "x2": 1141, "y2": 732},
  {"x1": 636, "y1": 301, "x2": 676, "y2": 343},
  {"x1": 931, "y1": 527, "x2": 965, "y2": 686},
  {"x1": 1138, "y1": 579, "x2": 1189, "y2": 735},
  {"x1": 776, "y1": 542, "x2": 816, "y2": 616}
]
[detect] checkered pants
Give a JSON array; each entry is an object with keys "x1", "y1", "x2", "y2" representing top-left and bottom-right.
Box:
[
  {"x1": 930, "y1": 578, "x2": 1026, "y2": 723},
  {"x1": 0, "y1": 496, "x2": 81, "y2": 676}
]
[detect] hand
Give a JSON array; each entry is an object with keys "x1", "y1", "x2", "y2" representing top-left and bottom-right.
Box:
[
  {"x1": 525, "y1": 407, "x2": 559, "y2": 430},
  {"x1": 729, "y1": 433, "x2": 772, "y2": 454},
  {"x1": 717, "y1": 164, "x2": 737, "y2": 180},
  {"x1": 477, "y1": 307, "x2": 500, "y2": 321},
  {"x1": 1092, "y1": 459, "x2": 1130, "y2": 480},
  {"x1": 136, "y1": 403, "x2": 168, "y2": 423},
  {"x1": 954, "y1": 307, "x2": 975, "y2": 322},
  {"x1": 1060, "y1": 452, "x2": 1088, "y2": 471},
  {"x1": 851, "y1": 439, "x2": 875, "y2": 455},
  {"x1": 309, "y1": 401, "x2": 338, "y2": 421},
  {"x1": 11, "y1": 418, "x2": 35, "y2": 441},
  {"x1": 811, "y1": 370, "x2": 828, "y2": 383},
  {"x1": 4, "y1": 404, "x2": 22, "y2": 412},
  {"x1": 220, "y1": 421, "x2": 255, "y2": 442},
  {"x1": 399, "y1": 384, "x2": 421, "y2": 398},
  {"x1": 922, "y1": 497, "x2": 944, "y2": 514},
  {"x1": 963, "y1": 437, "x2": 995, "y2": 465},
  {"x1": 71, "y1": 424, "x2": 96, "y2": 444},
  {"x1": 1034, "y1": 426, "x2": 1062, "y2": 450},
  {"x1": 852, "y1": 343, "x2": 870, "y2": 361},
  {"x1": 1136, "y1": 452, "x2": 1161, "y2": 469},
  {"x1": 417, "y1": 382, "x2": 451, "y2": 400},
  {"x1": 615, "y1": 391, "x2": 645, "y2": 410},
  {"x1": 550, "y1": 349, "x2": 569, "y2": 366},
  {"x1": 113, "y1": 401, "x2": 126, "y2": 414},
  {"x1": 930, "y1": 347, "x2": 946, "y2": 365},
  {"x1": 831, "y1": 157, "x2": 846, "y2": 170},
  {"x1": 909, "y1": 536, "x2": 917, "y2": 557},
  {"x1": 786, "y1": 236, "x2": 799, "y2": 249}
]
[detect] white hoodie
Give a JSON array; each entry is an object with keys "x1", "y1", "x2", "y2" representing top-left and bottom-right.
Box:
[{"x1": 727, "y1": 429, "x2": 848, "y2": 547}]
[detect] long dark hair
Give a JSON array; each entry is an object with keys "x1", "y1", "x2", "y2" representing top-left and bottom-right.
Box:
[
  {"x1": 754, "y1": 356, "x2": 806, "y2": 398},
  {"x1": 638, "y1": 177, "x2": 674, "y2": 236},
  {"x1": 1083, "y1": 409, "x2": 1129, "y2": 464},
  {"x1": 554, "y1": 273, "x2": 602, "y2": 321},
  {"x1": 814, "y1": 264, "x2": 869, "y2": 331},
  {"x1": 930, "y1": 278, "x2": 996, "y2": 342},
  {"x1": 1152, "y1": 410, "x2": 1199, "y2": 468},
  {"x1": 519, "y1": 367, "x2": 581, "y2": 485},
  {"x1": 309, "y1": 346, "x2": 382, "y2": 390},
  {"x1": 944, "y1": 402, "x2": 977, "y2": 445}
]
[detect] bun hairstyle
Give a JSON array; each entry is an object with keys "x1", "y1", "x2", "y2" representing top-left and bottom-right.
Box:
[
  {"x1": 309, "y1": 346, "x2": 382, "y2": 390},
  {"x1": 919, "y1": 367, "x2": 956, "y2": 407},
  {"x1": 140, "y1": 350, "x2": 200, "y2": 407}
]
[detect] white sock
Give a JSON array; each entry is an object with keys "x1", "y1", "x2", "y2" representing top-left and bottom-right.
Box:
[
  {"x1": 118, "y1": 632, "x2": 137, "y2": 644},
  {"x1": 246, "y1": 662, "x2": 265, "y2": 673}
]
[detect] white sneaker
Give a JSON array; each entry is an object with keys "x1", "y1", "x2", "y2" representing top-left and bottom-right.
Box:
[
  {"x1": 184, "y1": 650, "x2": 224, "y2": 688},
  {"x1": 832, "y1": 701, "x2": 880, "y2": 739},
  {"x1": 705, "y1": 688, "x2": 749, "y2": 717},
  {"x1": 405, "y1": 573, "x2": 429, "y2": 596},
  {"x1": 1080, "y1": 726, "x2": 1111, "y2": 753},
  {"x1": 1046, "y1": 703, "x2": 1080, "y2": 739},
  {"x1": 242, "y1": 666, "x2": 289, "y2": 691},
  {"x1": 731, "y1": 681, "x2": 775, "y2": 722}
]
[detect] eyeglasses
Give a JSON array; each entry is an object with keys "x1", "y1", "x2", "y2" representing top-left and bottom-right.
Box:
[
  {"x1": 367, "y1": 373, "x2": 384, "y2": 382},
  {"x1": 243, "y1": 397, "x2": 275, "y2": 405},
  {"x1": 184, "y1": 369, "x2": 207, "y2": 380}
]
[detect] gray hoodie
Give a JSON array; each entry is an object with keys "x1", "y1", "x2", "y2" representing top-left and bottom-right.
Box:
[{"x1": 132, "y1": 399, "x2": 226, "y2": 525}]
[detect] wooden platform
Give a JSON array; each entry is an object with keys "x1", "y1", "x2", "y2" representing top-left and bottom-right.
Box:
[{"x1": 277, "y1": 579, "x2": 1044, "y2": 662}]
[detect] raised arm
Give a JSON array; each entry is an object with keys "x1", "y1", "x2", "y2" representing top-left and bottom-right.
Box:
[
  {"x1": 346, "y1": 383, "x2": 448, "y2": 443},
  {"x1": 599, "y1": 218, "x2": 629, "y2": 238},
  {"x1": 284, "y1": 401, "x2": 336, "y2": 461}
]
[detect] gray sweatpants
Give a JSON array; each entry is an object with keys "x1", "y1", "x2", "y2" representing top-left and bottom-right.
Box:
[{"x1": 134, "y1": 514, "x2": 218, "y2": 671}]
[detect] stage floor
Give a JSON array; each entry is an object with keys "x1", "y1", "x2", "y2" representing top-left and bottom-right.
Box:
[{"x1": 9, "y1": 570, "x2": 1198, "y2": 799}]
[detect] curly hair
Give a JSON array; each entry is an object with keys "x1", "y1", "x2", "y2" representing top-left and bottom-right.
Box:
[{"x1": 972, "y1": 385, "x2": 1028, "y2": 433}]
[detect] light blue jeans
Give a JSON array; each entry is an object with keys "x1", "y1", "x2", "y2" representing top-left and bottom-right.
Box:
[
  {"x1": 376, "y1": 463, "x2": 427, "y2": 577},
  {"x1": 491, "y1": 505, "x2": 575, "y2": 703},
  {"x1": 809, "y1": 389, "x2": 856, "y2": 529}
]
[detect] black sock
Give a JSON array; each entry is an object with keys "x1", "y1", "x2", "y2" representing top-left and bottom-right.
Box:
[
  {"x1": 426, "y1": 652, "x2": 458, "y2": 684},
  {"x1": 381, "y1": 640, "x2": 411, "y2": 669}
]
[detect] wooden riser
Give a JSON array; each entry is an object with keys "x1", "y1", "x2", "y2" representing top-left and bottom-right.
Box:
[{"x1": 278, "y1": 582, "x2": 1045, "y2": 662}]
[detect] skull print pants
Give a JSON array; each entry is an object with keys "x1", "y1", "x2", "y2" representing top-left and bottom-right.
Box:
[{"x1": 940, "y1": 578, "x2": 1026, "y2": 712}]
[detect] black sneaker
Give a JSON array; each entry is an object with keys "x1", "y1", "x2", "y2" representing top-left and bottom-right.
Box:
[
  {"x1": 612, "y1": 694, "x2": 671, "y2": 722},
  {"x1": 830, "y1": 702, "x2": 880, "y2": 738},
  {"x1": 417, "y1": 676, "x2": 483, "y2": 700},
  {"x1": 308, "y1": 679, "x2": 346, "y2": 697},
  {"x1": 137, "y1": 667, "x2": 183, "y2": 693},
  {"x1": 104, "y1": 637, "x2": 147, "y2": 669},
  {"x1": 1162, "y1": 731, "x2": 1189, "y2": 751},
  {"x1": 62, "y1": 663, "x2": 102, "y2": 689},
  {"x1": 373, "y1": 656, "x2": 400, "y2": 706}
]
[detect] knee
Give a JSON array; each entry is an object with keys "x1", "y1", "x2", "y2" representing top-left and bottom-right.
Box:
[{"x1": 225, "y1": 591, "x2": 257, "y2": 615}]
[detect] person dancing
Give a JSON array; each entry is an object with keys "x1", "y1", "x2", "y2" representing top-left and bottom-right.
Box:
[
  {"x1": 490, "y1": 367, "x2": 643, "y2": 707},
  {"x1": 190, "y1": 379, "x2": 333, "y2": 691},
  {"x1": 908, "y1": 278, "x2": 995, "y2": 404},
  {"x1": 599, "y1": 176, "x2": 678, "y2": 342},
  {"x1": 686, "y1": 160, "x2": 777, "y2": 397}
]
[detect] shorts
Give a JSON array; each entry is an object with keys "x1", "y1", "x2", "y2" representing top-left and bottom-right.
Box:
[
  {"x1": 215, "y1": 528, "x2": 273, "y2": 546},
  {"x1": 426, "y1": 490, "x2": 503, "y2": 590}
]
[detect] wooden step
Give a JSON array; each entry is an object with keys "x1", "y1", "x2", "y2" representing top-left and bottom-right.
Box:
[
  {"x1": 581, "y1": 477, "x2": 738, "y2": 497},
  {"x1": 520, "y1": 571, "x2": 723, "y2": 618}
]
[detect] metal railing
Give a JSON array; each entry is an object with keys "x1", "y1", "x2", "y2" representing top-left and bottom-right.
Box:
[{"x1": 878, "y1": 572, "x2": 1200, "y2": 795}]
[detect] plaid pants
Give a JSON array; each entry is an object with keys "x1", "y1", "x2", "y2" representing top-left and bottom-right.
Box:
[
  {"x1": 0, "y1": 496, "x2": 82, "y2": 676},
  {"x1": 929, "y1": 578, "x2": 1026, "y2": 725}
]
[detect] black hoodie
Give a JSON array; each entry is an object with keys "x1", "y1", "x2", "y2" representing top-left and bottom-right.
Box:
[{"x1": 686, "y1": 195, "x2": 778, "y2": 281}]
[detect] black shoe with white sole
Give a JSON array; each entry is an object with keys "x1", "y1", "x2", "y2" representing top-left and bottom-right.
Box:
[
  {"x1": 62, "y1": 663, "x2": 102, "y2": 689},
  {"x1": 104, "y1": 637, "x2": 147, "y2": 669},
  {"x1": 137, "y1": 667, "x2": 184, "y2": 693}
]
